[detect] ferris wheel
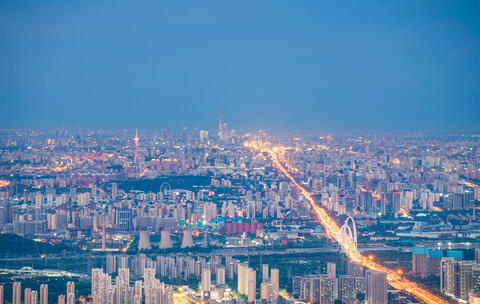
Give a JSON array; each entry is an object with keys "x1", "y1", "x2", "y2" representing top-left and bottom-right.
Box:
[{"x1": 160, "y1": 182, "x2": 171, "y2": 197}]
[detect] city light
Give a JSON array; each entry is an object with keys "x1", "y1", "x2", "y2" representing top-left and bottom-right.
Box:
[{"x1": 245, "y1": 139, "x2": 455, "y2": 304}]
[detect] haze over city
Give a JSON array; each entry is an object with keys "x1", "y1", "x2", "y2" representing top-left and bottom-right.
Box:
[{"x1": 1, "y1": 2, "x2": 480, "y2": 304}]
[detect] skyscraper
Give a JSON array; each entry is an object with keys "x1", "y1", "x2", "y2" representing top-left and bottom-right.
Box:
[
  {"x1": 40, "y1": 284, "x2": 48, "y2": 304},
  {"x1": 66, "y1": 281, "x2": 75, "y2": 304},
  {"x1": 12, "y1": 282, "x2": 21, "y2": 304},
  {"x1": 216, "y1": 267, "x2": 225, "y2": 285},
  {"x1": 247, "y1": 268, "x2": 256, "y2": 303},
  {"x1": 201, "y1": 268, "x2": 211, "y2": 297}
]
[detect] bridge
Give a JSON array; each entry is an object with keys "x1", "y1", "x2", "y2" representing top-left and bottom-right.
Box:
[
  {"x1": 0, "y1": 267, "x2": 88, "y2": 278},
  {"x1": 245, "y1": 139, "x2": 454, "y2": 304}
]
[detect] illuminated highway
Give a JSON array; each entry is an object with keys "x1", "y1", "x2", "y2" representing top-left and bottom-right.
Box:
[
  {"x1": 0, "y1": 179, "x2": 10, "y2": 188},
  {"x1": 245, "y1": 140, "x2": 454, "y2": 304}
]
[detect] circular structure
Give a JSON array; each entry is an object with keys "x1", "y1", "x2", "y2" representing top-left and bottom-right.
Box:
[{"x1": 160, "y1": 182, "x2": 171, "y2": 196}]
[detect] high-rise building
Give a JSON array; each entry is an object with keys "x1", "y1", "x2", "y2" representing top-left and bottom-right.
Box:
[
  {"x1": 270, "y1": 268, "x2": 279, "y2": 300},
  {"x1": 40, "y1": 284, "x2": 48, "y2": 304},
  {"x1": 412, "y1": 247, "x2": 429, "y2": 277},
  {"x1": 327, "y1": 262, "x2": 338, "y2": 299},
  {"x1": 66, "y1": 281, "x2": 75, "y2": 304},
  {"x1": 366, "y1": 270, "x2": 387, "y2": 304},
  {"x1": 111, "y1": 183, "x2": 118, "y2": 200},
  {"x1": 339, "y1": 275, "x2": 357, "y2": 304},
  {"x1": 237, "y1": 262, "x2": 248, "y2": 295},
  {"x1": 247, "y1": 268, "x2": 256, "y2": 303},
  {"x1": 0, "y1": 284, "x2": 4, "y2": 304},
  {"x1": 216, "y1": 267, "x2": 225, "y2": 285},
  {"x1": 12, "y1": 282, "x2": 21, "y2": 304},
  {"x1": 58, "y1": 295, "x2": 65, "y2": 304},
  {"x1": 24, "y1": 288, "x2": 31, "y2": 304},
  {"x1": 262, "y1": 264, "x2": 269, "y2": 282},
  {"x1": 30, "y1": 290, "x2": 38, "y2": 304},
  {"x1": 201, "y1": 268, "x2": 211, "y2": 295}
]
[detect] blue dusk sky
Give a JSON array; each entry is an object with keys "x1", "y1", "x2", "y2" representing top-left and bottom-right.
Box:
[{"x1": 0, "y1": 1, "x2": 479, "y2": 131}]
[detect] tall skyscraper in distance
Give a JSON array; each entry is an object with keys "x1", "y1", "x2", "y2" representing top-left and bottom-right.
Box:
[
  {"x1": 134, "y1": 128, "x2": 140, "y2": 162},
  {"x1": 218, "y1": 111, "x2": 224, "y2": 140},
  {"x1": 218, "y1": 110, "x2": 228, "y2": 142}
]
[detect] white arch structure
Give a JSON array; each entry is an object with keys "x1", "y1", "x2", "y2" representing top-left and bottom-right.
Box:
[
  {"x1": 19, "y1": 267, "x2": 34, "y2": 273},
  {"x1": 338, "y1": 216, "x2": 357, "y2": 249}
]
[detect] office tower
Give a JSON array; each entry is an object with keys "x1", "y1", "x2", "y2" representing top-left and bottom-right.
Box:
[
  {"x1": 58, "y1": 295, "x2": 65, "y2": 304},
  {"x1": 181, "y1": 229, "x2": 194, "y2": 248},
  {"x1": 159, "y1": 230, "x2": 172, "y2": 249},
  {"x1": 367, "y1": 270, "x2": 387, "y2": 304},
  {"x1": 40, "y1": 284, "x2": 48, "y2": 304},
  {"x1": 247, "y1": 268, "x2": 256, "y2": 303},
  {"x1": 201, "y1": 268, "x2": 211, "y2": 296},
  {"x1": 66, "y1": 281, "x2": 75, "y2": 304},
  {"x1": 216, "y1": 267, "x2": 225, "y2": 285},
  {"x1": 12, "y1": 282, "x2": 21, "y2": 304},
  {"x1": 138, "y1": 230, "x2": 152, "y2": 250},
  {"x1": 0, "y1": 285, "x2": 3, "y2": 304},
  {"x1": 262, "y1": 264, "x2": 269, "y2": 282}
]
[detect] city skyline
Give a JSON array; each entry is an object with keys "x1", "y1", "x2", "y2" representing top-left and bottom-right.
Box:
[{"x1": 1, "y1": 2, "x2": 480, "y2": 304}]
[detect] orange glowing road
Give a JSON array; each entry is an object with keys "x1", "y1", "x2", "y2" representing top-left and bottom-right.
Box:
[
  {"x1": 245, "y1": 140, "x2": 453, "y2": 304},
  {"x1": 0, "y1": 180, "x2": 10, "y2": 188}
]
